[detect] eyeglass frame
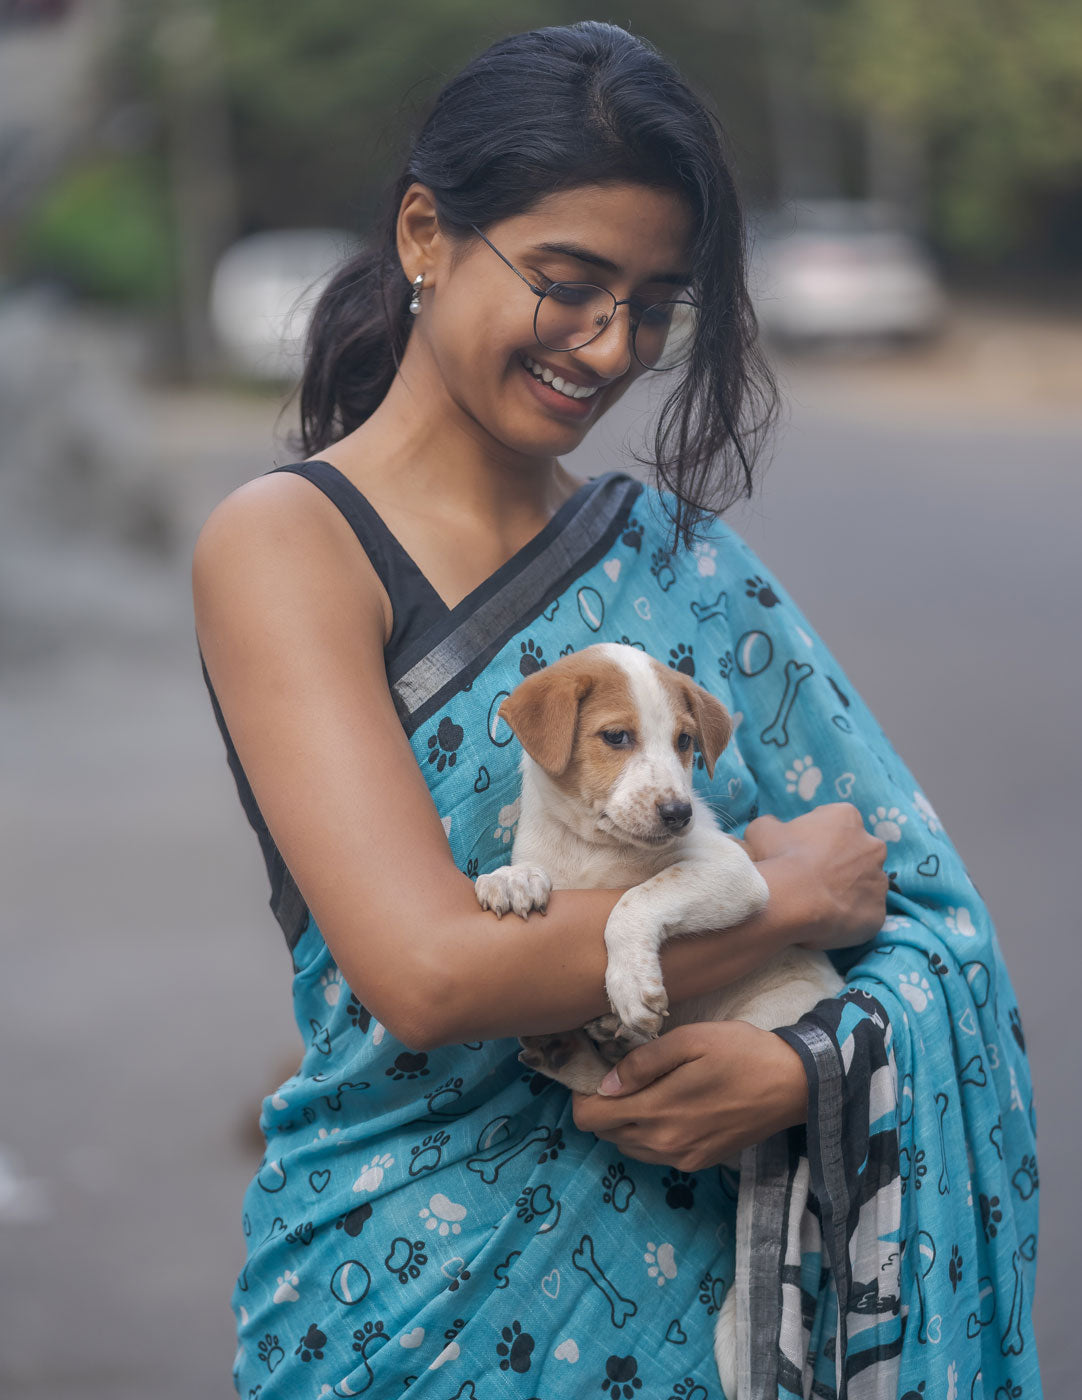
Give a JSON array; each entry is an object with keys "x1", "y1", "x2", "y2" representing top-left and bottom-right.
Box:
[{"x1": 467, "y1": 223, "x2": 699, "y2": 371}]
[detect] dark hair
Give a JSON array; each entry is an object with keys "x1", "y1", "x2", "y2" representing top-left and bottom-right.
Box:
[{"x1": 298, "y1": 21, "x2": 777, "y2": 542}]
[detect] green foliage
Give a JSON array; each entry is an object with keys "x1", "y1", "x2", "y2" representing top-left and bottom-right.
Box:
[
  {"x1": 18, "y1": 155, "x2": 173, "y2": 304},
  {"x1": 818, "y1": 0, "x2": 1082, "y2": 258}
]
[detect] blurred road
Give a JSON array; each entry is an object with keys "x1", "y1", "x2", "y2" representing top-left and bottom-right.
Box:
[{"x1": 1, "y1": 298, "x2": 1078, "y2": 1397}]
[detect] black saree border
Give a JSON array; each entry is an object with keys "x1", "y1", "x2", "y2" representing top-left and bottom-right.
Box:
[{"x1": 389, "y1": 474, "x2": 644, "y2": 736}]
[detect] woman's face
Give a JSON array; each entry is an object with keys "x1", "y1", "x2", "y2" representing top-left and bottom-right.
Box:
[{"x1": 415, "y1": 182, "x2": 696, "y2": 461}]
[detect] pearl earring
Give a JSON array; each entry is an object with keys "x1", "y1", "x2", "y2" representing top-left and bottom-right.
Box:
[{"x1": 408, "y1": 273, "x2": 424, "y2": 315}]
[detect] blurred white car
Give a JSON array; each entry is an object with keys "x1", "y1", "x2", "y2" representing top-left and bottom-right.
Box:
[
  {"x1": 750, "y1": 200, "x2": 945, "y2": 345},
  {"x1": 209, "y1": 229, "x2": 357, "y2": 380}
]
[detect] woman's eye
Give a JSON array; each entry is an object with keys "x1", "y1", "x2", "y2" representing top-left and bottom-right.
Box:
[
  {"x1": 546, "y1": 282, "x2": 594, "y2": 306},
  {"x1": 601, "y1": 730, "x2": 632, "y2": 748},
  {"x1": 677, "y1": 733, "x2": 692, "y2": 751}
]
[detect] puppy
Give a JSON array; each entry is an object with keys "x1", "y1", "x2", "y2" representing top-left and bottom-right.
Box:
[{"x1": 475, "y1": 642, "x2": 842, "y2": 1394}]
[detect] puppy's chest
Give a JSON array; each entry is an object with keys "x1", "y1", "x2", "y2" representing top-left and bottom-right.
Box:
[{"x1": 513, "y1": 823, "x2": 673, "y2": 891}]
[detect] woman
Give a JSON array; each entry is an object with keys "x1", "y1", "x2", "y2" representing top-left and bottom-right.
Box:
[{"x1": 193, "y1": 23, "x2": 1039, "y2": 1400}]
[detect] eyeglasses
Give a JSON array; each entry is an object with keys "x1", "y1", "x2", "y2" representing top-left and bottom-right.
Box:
[{"x1": 469, "y1": 224, "x2": 699, "y2": 371}]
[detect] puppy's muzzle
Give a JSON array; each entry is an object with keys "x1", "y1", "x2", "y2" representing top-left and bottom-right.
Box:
[{"x1": 657, "y1": 799, "x2": 693, "y2": 831}]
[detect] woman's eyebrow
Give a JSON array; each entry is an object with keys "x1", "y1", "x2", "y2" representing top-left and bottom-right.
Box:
[{"x1": 530, "y1": 240, "x2": 690, "y2": 286}]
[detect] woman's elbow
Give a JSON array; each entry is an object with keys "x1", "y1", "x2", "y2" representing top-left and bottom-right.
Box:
[{"x1": 338, "y1": 949, "x2": 476, "y2": 1053}]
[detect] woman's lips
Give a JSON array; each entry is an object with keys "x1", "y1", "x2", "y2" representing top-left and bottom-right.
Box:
[{"x1": 517, "y1": 354, "x2": 600, "y2": 419}]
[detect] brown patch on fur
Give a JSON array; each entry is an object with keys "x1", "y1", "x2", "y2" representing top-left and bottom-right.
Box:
[
  {"x1": 499, "y1": 652, "x2": 635, "y2": 780},
  {"x1": 651, "y1": 661, "x2": 733, "y2": 779}
]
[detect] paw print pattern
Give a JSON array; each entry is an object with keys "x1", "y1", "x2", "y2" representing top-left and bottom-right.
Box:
[
  {"x1": 1009, "y1": 1007, "x2": 1026, "y2": 1050},
  {"x1": 913, "y1": 789, "x2": 942, "y2": 833},
  {"x1": 869, "y1": 805, "x2": 908, "y2": 841},
  {"x1": 745, "y1": 574, "x2": 779, "y2": 607},
  {"x1": 492, "y1": 799, "x2": 520, "y2": 846},
  {"x1": 644, "y1": 1241, "x2": 677, "y2": 1286},
  {"x1": 384, "y1": 1236, "x2": 428, "y2": 1283},
  {"x1": 319, "y1": 969, "x2": 342, "y2": 1006},
  {"x1": 272, "y1": 1269, "x2": 300, "y2": 1303},
  {"x1": 409, "y1": 1130, "x2": 450, "y2": 1175},
  {"x1": 946, "y1": 905, "x2": 976, "y2": 938},
  {"x1": 662, "y1": 1170, "x2": 697, "y2": 1210},
  {"x1": 345, "y1": 995, "x2": 371, "y2": 1032},
  {"x1": 424, "y1": 1077, "x2": 464, "y2": 1112},
  {"x1": 353, "y1": 1153, "x2": 394, "y2": 1193},
  {"x1": 519, "y1": 638, "x2": 546, "y2": 675},
  {"x1": 1012, "y1": 1154, "x2": 1039, "y2": 1199},
  {"x1": 426, "y1": 716, "x2": 464, "y2": 772},
  {"x1": 536, "y1": 1127, "x2": 565, "y2": 1164},
  {"x1": 668, "y1": 1380, "x2": 709, "y2": 1400},
  {"x1": 602, "y1": 1354, "x2": 643, "y2": 1397},
  {"x1": 668, "y1": 643, "x2": 695, "y2": 675},
  {"x1": 515, "y1": 1183, "x2": 556, "y2": 1224},
  {"x1": 650, "y1": 549, "x2": 676, "y2": 591},
  {"x1": 386, "y1": 1051, "x2": 430, "y2": 1081},
  {"x1": 912, "y1": 1148, "x2": 928, "y2": 1190},
  {"x1": 949, "y1": 1244, "x2": 963, "y2": 1292},
  {"x1": 351, "y1": 1319, "x2": 385, "y2": 1353},
  {"x1": 294, "y1": 1323, "x2": 326, "y2": 1362},
  {"x1": 496, "y1": 1320, "x2": 535, "y2": 1374},
  {"x1": 698, "y1": 1271, "x2": 725, "y2": 1315},
  {"x1": 601, "y1": 1161, "x2": 636, "y2": 1212},
  {"x1": 784, "y1": 755, "x2": 822, "y2": 801},
  {"x1": 717, "y1": 650, "x2": 734, "y2": 680},
  {"x1": 464, "y1": 857, "x2": 479, "y2": 879},
  {"x1": 419, "y1": 1192, "x2": 467, "y2": 1235},
  {"x1": 257, "y1": 1333, "x2": 285, "y2": 1373},
  {"x1": 692, "y1": 541, "x2": 717, "y2": 577},
  {"x1": 898, "y1": 971, "x2": 934, "y2": 1013},
  {"x1": 336, "y1": 1203, "x2": 372, "y2": 1237},
  {"x1": 980, "y1": 1193, "x2": 1003, "y2": 1241},
  {"x1": 927, "y1": 951, "x2": 949, "y2": 978},
  {"x1": 621, "y1": 518, "x2": 643, "y2": 551}
]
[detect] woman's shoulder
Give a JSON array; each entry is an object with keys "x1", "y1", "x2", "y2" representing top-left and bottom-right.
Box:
[
  {"x1": 192, "y1": 465, "x2": 391, "y2": 641},
  {"x1": 630, "y1": 480, "x2": 752, "y2": 560}
]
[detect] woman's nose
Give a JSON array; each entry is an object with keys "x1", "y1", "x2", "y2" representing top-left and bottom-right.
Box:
[{"x1": 569, "y1": 305, "x2": 634, "y2": 380}]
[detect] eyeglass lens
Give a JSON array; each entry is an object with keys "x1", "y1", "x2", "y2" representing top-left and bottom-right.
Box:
[{"x1": 535, "y1": 284, "x2": 697, "y2": 370}]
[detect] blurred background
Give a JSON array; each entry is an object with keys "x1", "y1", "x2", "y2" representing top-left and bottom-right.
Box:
[{"x1": 1, "y1": 1, "x2": 1079, "y2": 1395}]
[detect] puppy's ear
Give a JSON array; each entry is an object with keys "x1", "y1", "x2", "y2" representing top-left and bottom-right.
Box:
[
  {"x1": 673, "y1": 674, "x2": 732, "y2": 779},
  {"x1": 499, "y1": 665, "x2": 593, "y2": 776}
]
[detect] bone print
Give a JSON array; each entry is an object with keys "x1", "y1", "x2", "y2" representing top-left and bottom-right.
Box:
[
  {"x1": 466, "y1": 1126, "x2": 554, "y2": 1185},
  {"x1": 1000, "y1": 1234, "x2": 1036, "y2": 1357},
  {"x1": 914, "y1": 1229, "x2": 936, "y2": 1343},
  {"x1": 935, "y1": 1092, "x2": 951, "y2": 1195},
  {"x1": 760, "y1": 660, "x2": 814, "y2": 748},
  {"x1": 965, "y1": 1275, "x2": 997, "y2": 1338},
  {"x1": 571, "y1": 1232, "x2": 637, "y2": 1328}
]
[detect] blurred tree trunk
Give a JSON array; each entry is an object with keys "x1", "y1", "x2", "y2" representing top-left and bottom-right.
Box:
[{"x1": 155, "y1": 0, "x2": 237, "y2": 378}]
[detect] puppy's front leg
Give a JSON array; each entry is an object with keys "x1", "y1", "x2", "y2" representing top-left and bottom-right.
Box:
[{"x1": 605, "y1": 849, "x2": 768, "y2": 1040}]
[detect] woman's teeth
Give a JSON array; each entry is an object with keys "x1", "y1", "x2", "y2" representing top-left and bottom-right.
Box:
[{"x1": 523, "y1": 355, "x2": 598, "y2": 400}]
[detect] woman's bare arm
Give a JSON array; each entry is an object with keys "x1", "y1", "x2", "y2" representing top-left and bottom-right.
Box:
[{"x1": 192, "y1": 475, "x2": 863, "y2": 1050}]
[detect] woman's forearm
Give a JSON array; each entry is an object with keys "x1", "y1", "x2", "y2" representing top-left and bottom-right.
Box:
[{"x1": 409, "y1": 855, "x2": 804, "y2": 1048}]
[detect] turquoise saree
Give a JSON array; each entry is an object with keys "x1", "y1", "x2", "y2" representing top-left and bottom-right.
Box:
[{"x1": 209, "y1": 467, "x2": 1039, "y2": 1399}]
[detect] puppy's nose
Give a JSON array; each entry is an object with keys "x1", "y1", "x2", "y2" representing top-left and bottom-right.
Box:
[{"x1": 657, "y1": 799, "x2": 693, "y2": 830}]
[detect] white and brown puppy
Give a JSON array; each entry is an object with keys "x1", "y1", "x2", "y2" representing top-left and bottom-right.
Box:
[{"x1": 475, "y1": 641, "x2": 841, "y2": 1094}]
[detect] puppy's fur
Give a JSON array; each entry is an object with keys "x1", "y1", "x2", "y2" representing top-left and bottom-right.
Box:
[{"x1": 475, "y1": 643, "x2": 842, "y2": 1394}]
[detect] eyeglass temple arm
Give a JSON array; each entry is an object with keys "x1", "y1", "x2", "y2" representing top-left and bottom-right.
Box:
[{"x1": 469, "y1": 224, "x2": 546, "y2": 297}]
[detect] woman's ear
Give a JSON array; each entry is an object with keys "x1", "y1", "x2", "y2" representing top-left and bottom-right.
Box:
[{"x1": 396, "y1": 183, "x2": 442, "y2": 286}]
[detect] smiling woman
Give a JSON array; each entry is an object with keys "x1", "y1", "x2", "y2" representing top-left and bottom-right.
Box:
[{"x1": 193, "y1": 20, "x2": 1039, "y2": 1400}]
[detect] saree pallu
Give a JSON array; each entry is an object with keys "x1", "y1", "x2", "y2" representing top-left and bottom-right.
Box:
[{"x1": 226, "y1": 473, "x2": 1039, "y2": 1399}]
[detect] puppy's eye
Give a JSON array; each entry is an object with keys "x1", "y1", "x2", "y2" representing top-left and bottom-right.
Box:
[
  {"x1": 677, "y1": 733, "x2": 693, "y2": 752},
  {"x1": 601, "y1": 730, "x2": 632, "y2": 748}
]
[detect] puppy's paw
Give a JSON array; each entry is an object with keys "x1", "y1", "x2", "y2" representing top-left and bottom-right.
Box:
[
  {"x1": 605, "y1": 965, "x2": 668, "y2": 1041},
  {"x1": 475, "y1": 864, "x2": 551, "y2": 920},
  {"x1": 519, "y1": 1032, "x2": 608, "y2": 1094}
]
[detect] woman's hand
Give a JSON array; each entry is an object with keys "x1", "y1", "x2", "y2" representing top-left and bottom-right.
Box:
[
  {"x1": 571, "y1": 1021, "x2": 808, "y2": 1173},
  {"x1": 744, "y1": 804, "x2": 888, "y2": 952}
]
